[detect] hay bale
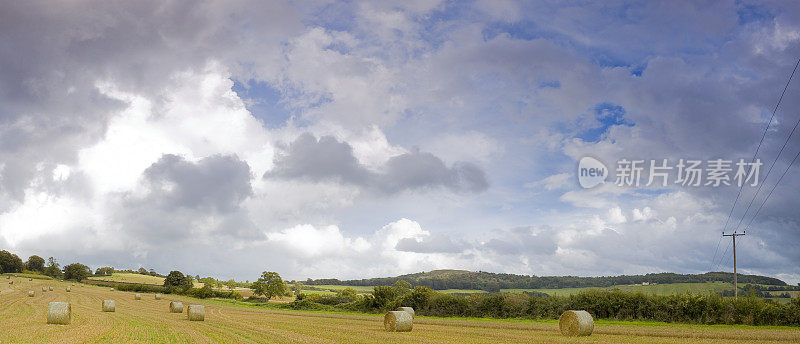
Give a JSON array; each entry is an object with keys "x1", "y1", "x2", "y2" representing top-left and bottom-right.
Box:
[
  {"x1": 66, "y1": 286, "x2": 71, "y2": 292},
  {"x1": 155, "y1": 293, "x2": 162, "y2": 300},
  {"x1": 28, "y1": 290, "x2": 35, "y2": 297},
  {"x1": 5, "y1": 276, "x2": 8, "y2": 279},
  {"x1": 559, "y1": 310, "x2": 594, "y2": 336},
  {"x1": 102, "y1": 300, "x2": 115, "y2": 312},
  {"x1": 8, "y1": 280, "x2": 12, "y2": 284},
  {"x1": 110, "y1": 288, "x2": 114, "y2": 291},
  {"x1": 29, "y1": 278, "x2": 32, "y2": 281},
  {"x1": 135, "y1": 293, "x2": 141, "y2": 300},
  {"x1": 42, "y1": 286, "x2": 47, "y2": 292},
  {"x1": 47, "y1": 302, "x2": 71, "y2": 325},
  {"x1": 48, "y1": 286, "x2": 53, "y2": 291},
  {"x1": 397, "y1": 307, "x2": 415, "y2": 318},
  {"x1": 384, "y1": 311, "x2": 413, "y2": 332},
  {"x1": 187, "y1": 305, "x2": 205, "y2": 321},
  {"x1": 169, "y1": 301, "x2": 183, "y2": 313}
]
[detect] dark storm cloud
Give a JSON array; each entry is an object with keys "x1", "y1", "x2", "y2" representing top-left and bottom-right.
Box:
[
  {"x1": 115, "y1": 154, "x2": 258, "y2": 243},
  {"x1": 266, "y1": 133, "x2": 489, "y2": 194},
  {"x1": 143, "y1": 154, "x2": 253, "y2": 213},
  {"x1": 267, "y1": 133, "x2": 371, "y2": 184}
]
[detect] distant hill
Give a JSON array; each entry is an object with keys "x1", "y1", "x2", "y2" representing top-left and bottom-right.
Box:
[{"x1": 305, "y1": 270, "x2": 787, "y2": 292}]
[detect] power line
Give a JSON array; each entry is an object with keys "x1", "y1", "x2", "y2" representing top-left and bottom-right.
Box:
[
  {"x1": 732, "y1": 105, "x2": 800, "y2": 234},
  {"x1": 710, "y1": 57, "x2": 800, "y2": 271},
  {"x1": 708, "y1": 235, "x2": 723, "y2": 271},
  {"x1": 714, "y1": 239, "x2": 732, "y2": 272},
  {"x1": 714, "y1": 240, "x2": 730, "y2": 272},
  {"x1": 742, "y1": 145, "x2": 800, "y2": 232}
]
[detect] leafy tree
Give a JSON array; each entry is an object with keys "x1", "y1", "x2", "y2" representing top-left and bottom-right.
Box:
[
  {"x1": 25, "y1": 255, "x2": 45, "y2": 272},
  {"x1": 252, "y1": 271, "x2": 287, "y2": 300},
  {"x1": 393, "y1": 280, "x2": 412, "y2": 296},
  {"x1": 0, "y1": 250, "x2": 24, "y2": 273},
  {"x1": 63, "y1": 263, "x2": 92, "y2": 281},
  {"x1": 372, "y1": 286, "x2": 396, "y2": 309},
  {"x1": 95, "y1": 267, "x2": 114, "y2": 276},
  {"x1": 43, "y1": 257, "x2": 62, "y2": 278},
  {"x1": 137, "y1": 267, "x2": 148, "y2": 275},
  {"x1": 149, "y1": 269, "x2": 157, "y2": 276},
  {"x1": 163, "y1": 271, "x2": 193, "y2": 290},
  {"x1": 291, "y1": 282, "x2": 304, "y2": 296}
]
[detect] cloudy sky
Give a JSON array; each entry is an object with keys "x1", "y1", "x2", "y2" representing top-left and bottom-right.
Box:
[{"x1": 1, "y1": 0, "x2": 799, "y2": 283}]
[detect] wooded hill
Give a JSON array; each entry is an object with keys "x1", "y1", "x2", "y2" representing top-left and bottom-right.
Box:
[{"x1": 305, "y1": 270, "x2": 788, "y2": 292}]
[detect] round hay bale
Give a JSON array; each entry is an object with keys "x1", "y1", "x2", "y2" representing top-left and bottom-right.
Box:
[
  {"x1": 42, "y1": 286, "x2": 47, "y2": 292},
  {"x1": 47, "y1": 302, "x2": 71, "y2": 325},
  {"x1": 48, "y1": 286, "x2": 53, "y2": 291},
  {"x1": 187, "y1": 305, "x2": 205, "y2": 321},
  {"x1": 135, "y1": 293, "x2": 141, "y2": 300},
  {"x1": 110, "y1": 288, "x2": 114, "y2": 291},
  {"x1": 66, "y1": 286, "x2": 71, "y2": 292},
  {"x1": 169, "y1": 301, "x2": 183, "y2": 313},
  {"x1": 8, "y1": 280, "x2": 12, "y2": 284},
  {"x1": 5, "y1": 276, "x2": 8, "y2": 279},
  {"x1": 559, "y1": 310, "x2": 594, "y2": 336},
  {"x1": 28, "y1": 290, "x2": 35, "y2": 297},
  {"x1": 397, "y1": 307, "x2": 415, "y2": 318},
  {"x1": 102, "y1": 300, "x2": 115, "y2": 312},
  {"x1": 29, "y1": 278, "x2": 32, "y2": 281},
  {"x1": 384, "y1": 311, "x2": 413, "y2": 332},
  {"x1": 154, "y1": 293, "x2": 162, "y2": 300}
]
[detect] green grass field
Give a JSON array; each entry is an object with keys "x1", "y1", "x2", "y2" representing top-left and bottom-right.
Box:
[
  {"x1": 2, "y1": 273, "x2": 52, "y2": 280},
  {"x1": 503, "y1": 282, "x2": 734, "y2": 296},
  {"x1": 307, "y1": 285, "x2": 375, "y2": 293}
]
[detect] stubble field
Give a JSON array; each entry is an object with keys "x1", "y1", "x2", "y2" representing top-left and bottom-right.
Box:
[{"x1": 0, "y1": 277, "x2": 797, "y2": 343}]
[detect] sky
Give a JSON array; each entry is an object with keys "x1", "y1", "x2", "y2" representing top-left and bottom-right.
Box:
[{"x1": 1, "y1": 0, "x2": 799, "y2": 284}]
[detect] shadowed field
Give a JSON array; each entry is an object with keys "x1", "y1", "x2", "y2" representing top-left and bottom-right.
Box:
[{"x1": 0, "y1": 277, "x2": 797, "y2": 343}]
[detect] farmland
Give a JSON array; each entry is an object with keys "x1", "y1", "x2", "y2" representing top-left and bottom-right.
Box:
[
  {"x1": 1, "y1": 276, "x2": 797, "y2": 343},
  {"x1": 88, "y1": 273, "x2": 205, "y2": 288},
  {"x1": 87, "y1": 273, "x2": 166, "y2": 285},
  {"x1": 308, "y1": 282, "x2": 735, "y2": 296},
  {"x1": 506, "y1": 282, "x2": 735, "y2": 296}
]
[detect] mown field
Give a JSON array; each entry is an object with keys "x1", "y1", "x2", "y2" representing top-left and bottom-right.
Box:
[
  {"x1": 87, "y1": 273, "x2": 204, "y2": 288},
  {"x1": 2, "y1": 276, "x2": 797, "y2": 343}
]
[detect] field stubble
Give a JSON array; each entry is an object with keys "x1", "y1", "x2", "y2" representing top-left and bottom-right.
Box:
[{"x1": 0, "y1": 277, "x2": 797, "y2": 343}]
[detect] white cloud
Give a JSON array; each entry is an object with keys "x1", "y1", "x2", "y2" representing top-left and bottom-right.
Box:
[
  {"x1": 525, "y1": 172, "x2": 571, "y2": 190},
  {"x1": 266, "y1": 224, "x2": 370, "y2": 257}
]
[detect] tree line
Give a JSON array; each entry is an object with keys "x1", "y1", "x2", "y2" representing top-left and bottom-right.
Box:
[
  {"x1": 306, "y1": 270, "x2": 790, "y2": 292},
  {"x1": 287, "y1": 281, "x2": 800, "y2": 326}
]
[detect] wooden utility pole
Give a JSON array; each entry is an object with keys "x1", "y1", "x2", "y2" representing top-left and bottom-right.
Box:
[{"x1": 723, "y1": 231, "x2": 745, "y2": 298}]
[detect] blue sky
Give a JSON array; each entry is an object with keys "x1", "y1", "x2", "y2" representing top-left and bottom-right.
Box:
[{"x1": 0, "y1": 0, "x2": 799, "y2": 284}]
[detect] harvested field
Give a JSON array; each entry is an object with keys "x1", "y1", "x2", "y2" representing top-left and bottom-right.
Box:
[{"x1": 0, "y1": 278, "x2": 797, "y2": 343}]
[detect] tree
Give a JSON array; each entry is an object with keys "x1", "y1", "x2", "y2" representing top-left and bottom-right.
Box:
[
  {"x1": 163, "y1": 271, "x2": 193, "y2": 290},
  {"x1": 252, "y1": 271, "x2": 287, "y2": 300},
  {"x1": 137, "y1": 267, "x2": 148, "y2": 275},
  {"x1": 43, "y1": 257, "x2": 62, "y2": 278},
  {"x1": 291, "y1": 282, "x2": 304, "y2": 296},
  {"x1": 25, "y1": 255, "x2": 45, "y2": 272},
  {"x1": 95, "y1": 267, "x2": 114, "y2": 276},
  {"x1": 63, "y1": 263, "x2": 92, "y2": 281},
  {"x1": 0, "y1": 250, "x2": 24, "y2": 273}
]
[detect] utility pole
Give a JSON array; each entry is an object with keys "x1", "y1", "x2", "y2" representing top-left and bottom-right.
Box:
[{"x1": 723, "y1": 231, "x2": 745, "y2": 298}]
